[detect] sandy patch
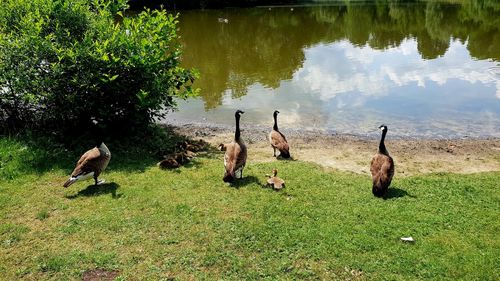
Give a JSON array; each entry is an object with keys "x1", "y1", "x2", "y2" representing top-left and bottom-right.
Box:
[{"x1": 170, "y1": 124, "x2": 500, "y2": 176}]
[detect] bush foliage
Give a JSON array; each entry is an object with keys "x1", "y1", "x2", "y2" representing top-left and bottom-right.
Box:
[{"x1": 0, "y1": 0, "x2": 197, "y2": 135}]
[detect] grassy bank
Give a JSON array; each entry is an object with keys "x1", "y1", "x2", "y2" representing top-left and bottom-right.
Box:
[{"x1": 0, "y1": 136, "x2": 498, "y2": 280}]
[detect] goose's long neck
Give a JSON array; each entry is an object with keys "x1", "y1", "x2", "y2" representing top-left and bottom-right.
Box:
[
  {"x1": 235, "y1": 114, "x2": 241, "y2": 141},
  {"x1": 273, "y1": 114, "x2": 278, "y2": 131},
  {"x1": 378, "y1": 130, "x2": 388, "y2": 155}
]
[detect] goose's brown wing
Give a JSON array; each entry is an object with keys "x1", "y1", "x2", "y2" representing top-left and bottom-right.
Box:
[
  {"x1": 271, "y1": 176, "x2": 285, "y2": 189},
  {"x1": 70, "y1": 147, "x2": 101, "y2": 177},
  {"x1": 224, "y1": 143, "x2": 239, "y2": 175},
  {"x1": 384, "y1": 156, "x2": 395, "y2": 182},
  {"x1": 234, "y1": 142, "x2": 247, "y2": 171},
  {"x1": 270, "y1": 130, "x2": 289, "y2": 152},
  {"x1": 370, "y1": 154, "x2": 394, "y2": 183},
  {"x1": 370, "y1": 155, "x2": 378, "y2": 177},
  {"x1": 224, "y1": 142, "x2": 247, "y2": 173}
]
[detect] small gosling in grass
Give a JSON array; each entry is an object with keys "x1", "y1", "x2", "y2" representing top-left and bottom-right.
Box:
[
  {"x1": 158, "y1": 150, "x2": 196, "y2": 169},
  {"x1": 266, "y1": 168, "x2": 285, "y2": 190},
  {"x1": 158, "y1": 158, "x2": 180, "y2": 169}
]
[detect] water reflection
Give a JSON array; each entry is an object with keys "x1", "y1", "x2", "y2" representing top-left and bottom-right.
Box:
[{"x1": 166, "y1": 1, "x2": 500, "y2": 138}]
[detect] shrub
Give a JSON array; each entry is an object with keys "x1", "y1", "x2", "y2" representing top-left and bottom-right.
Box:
[{"x1": 0, "y1": 0, "x2": 197, "y2": 135}]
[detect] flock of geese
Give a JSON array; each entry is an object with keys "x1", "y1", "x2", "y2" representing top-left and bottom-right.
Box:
[{"x1": 63, "y1": 110, "x2": 395, "y2": 197}]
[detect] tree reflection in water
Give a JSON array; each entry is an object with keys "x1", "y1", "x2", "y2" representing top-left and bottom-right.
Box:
[{"x1": 178, "y1": 1, "x2": 499, "y2": 109}]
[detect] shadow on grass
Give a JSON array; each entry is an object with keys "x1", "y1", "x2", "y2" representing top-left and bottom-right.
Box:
[
  {"x1": 65, "y1": 182, "x2": 121, "y2": 199},
  {"x1": 231, "y1": 175, "x2": 261, "y2": 189},
  {"x1": 277, "y1": 156, "x2": 297, "y2": 162},
  {"x1": 384, "y1": 187, "x2": 416, "y2": 200},
  {"x1": 0, "y1": 125, "x2": 207, "y2": 179}
]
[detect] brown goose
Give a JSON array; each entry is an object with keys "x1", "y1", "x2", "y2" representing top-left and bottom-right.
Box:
[
  {"x1": 370, "y1": 125, "x2": 394, "y2": 197},
  {"x1": 266, "y1": 168, "x2": 285, "y2": 190},
  {"x1": 223, "y1": 110, "x2": 247, "y2": 182},
  {"x1": 63, "y1": 142, "x2": 111, "y2": 187},
  {"x1": 158, "y1": 158, "x2": 180, "y2": 169},
  {"x1": 269, "y1": 110, "x2": 290, "y2": 158},
  {"x1": 158, "y1": 151, "x2": 194, "y2": 169}
]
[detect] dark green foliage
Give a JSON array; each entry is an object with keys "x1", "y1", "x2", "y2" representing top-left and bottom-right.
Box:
[
  {"x1": 0, "y1": 125, "x2": 188, "y2": 181},
  {"x1": 0, "y1": 0, "x2": 197, "y2": 135}
]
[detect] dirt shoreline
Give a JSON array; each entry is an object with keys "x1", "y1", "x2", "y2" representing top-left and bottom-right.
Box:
[{"x1": 168, "y1": 123, "x2": 500, "y2": 176}]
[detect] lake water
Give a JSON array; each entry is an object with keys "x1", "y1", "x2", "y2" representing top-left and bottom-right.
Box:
[{"x1": 164, "y1": 1, "x2": 500, "y2": 139}]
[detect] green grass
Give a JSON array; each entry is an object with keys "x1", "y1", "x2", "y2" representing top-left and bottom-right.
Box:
[{"x1": 0, "y1": 136, "x2": 499, "y2": 280}]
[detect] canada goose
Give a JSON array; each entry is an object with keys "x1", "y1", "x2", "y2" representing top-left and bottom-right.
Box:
[
  {"x1": 172, "y1": 150, "x2": 195, "y2": 165},
  {"x1": 158, "y1": 158, "x2": 180, "y2": 169},
  {"x1": 63, "y1": 142, "x2": 111, "y2": 187},
  {"x1": 223, "y1": 110, "x2": 247, "y2": 182},
  {"x1": 158, "y1": 140, "x2": 200, "y2": 170},
  {"x1": 266, "y1": 168, "x2": 285, "y2": 190},
  {"x1": 269, "y1": 110, "x2": 290, "y2": 158},
  {"x1": 158, "y1": 150, "x2": 195, "y2": 170},
  {"x1": 370, "y1": 125, "x2": 394, "y2": 197}
]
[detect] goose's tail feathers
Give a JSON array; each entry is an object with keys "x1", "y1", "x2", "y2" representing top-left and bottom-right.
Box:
[{"x1": 63, "y1": 177, "x2": 77, "y2": 188}]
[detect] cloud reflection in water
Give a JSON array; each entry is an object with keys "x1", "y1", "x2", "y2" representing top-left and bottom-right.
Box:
[{"x1": 168, "y1": 39, "x2": 499, "y2": 138}]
